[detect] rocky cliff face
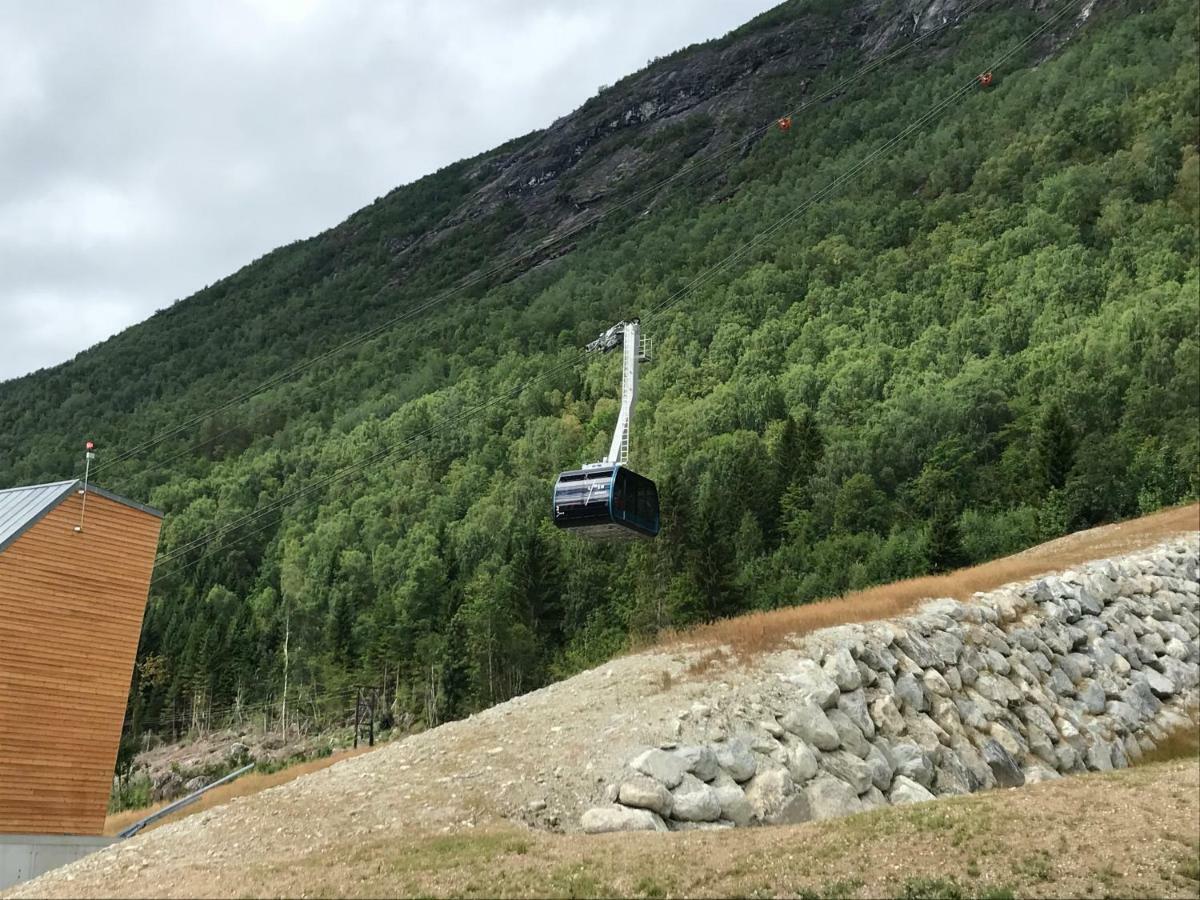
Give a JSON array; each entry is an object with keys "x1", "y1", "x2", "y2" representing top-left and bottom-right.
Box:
[
  {"x1": 583, "y1": 536, "x2": 1199, "y2": 832},
  {"x1": 386, "y1": 0, "x2": 1086, "y2": 271}
]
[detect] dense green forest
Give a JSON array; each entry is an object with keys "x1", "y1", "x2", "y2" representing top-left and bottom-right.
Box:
[{"x1": 1, "y1": 0, "x2": 1197, "y2": 741}]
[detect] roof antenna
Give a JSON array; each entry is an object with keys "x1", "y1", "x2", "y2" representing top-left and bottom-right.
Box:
[{"x1": 75, "y1": 440, "x2": 95, "y2": 533}]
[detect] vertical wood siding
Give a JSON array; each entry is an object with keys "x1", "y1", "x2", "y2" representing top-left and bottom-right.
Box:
[{"x1": 0, "y1": 490, "x2": 161, "y2": 835}]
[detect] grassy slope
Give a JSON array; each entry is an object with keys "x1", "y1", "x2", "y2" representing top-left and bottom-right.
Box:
[{"x1": 24, "y1": 757, "x2": 1200, "y2": 899}]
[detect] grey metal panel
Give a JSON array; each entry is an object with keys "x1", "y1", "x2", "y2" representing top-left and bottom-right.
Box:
[{"x1": 0, "y1": 480, "x2": 77, "y2": 555}]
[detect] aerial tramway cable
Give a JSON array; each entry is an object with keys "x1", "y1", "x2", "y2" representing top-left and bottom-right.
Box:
[{"x1": 148, "y1": 0, "x2": 1084, "y2": 584}]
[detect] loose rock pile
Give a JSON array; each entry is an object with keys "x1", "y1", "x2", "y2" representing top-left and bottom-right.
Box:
[{"x1": 582, "y1": 538, "x2": 1200, "y2": 833}]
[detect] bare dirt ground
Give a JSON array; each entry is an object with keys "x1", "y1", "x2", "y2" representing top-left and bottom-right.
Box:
[{"x1": 11, "y1": 505, "x2": 1200, "y2": 899}]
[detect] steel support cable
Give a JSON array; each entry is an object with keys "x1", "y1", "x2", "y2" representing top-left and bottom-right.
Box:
[
  {"x1": 97, "y1": 5, "x2": 985, "y2": 478},
  {"x1": 149, "y1": 0, "x2": 1080, "y2": 584}
]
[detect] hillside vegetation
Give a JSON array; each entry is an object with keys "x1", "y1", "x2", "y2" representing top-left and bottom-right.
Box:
[{"x1": 0, "y1": 0, "x2": 1196, "y2": 742}]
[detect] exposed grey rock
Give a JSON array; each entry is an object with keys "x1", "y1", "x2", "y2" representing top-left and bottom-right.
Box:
[
  {"x1": 934, "y1": 748, "x2": 975, "y2": 795},
  {"x1": 674, "y1": 745, "x2": 719, "y2": 782},
  {"x1": 930, "y1": 695, "x2": 962, "y2": 736},
  {"x1": 1022, "y1": 764, "x2": 1061, "y2": 784},
  {"x1": 714, "y1": 738, "x2": 758, "y2": 783},
  {"x1": 781, "y1": 702, "x2": 841, "y2": 751},
  {"x1": 1047, "y1": 667, "x2": 1074, "y2": 696},
  {"x1": 783, "y1": 659, "x2": 841, "y2": 708},
  {"x1": 953, "y1": 696, "x2": 988, "y2": 730},
  {"x1": 859, "y1": 785, "x2": 888, "y2": 811},
  {"x1": 870, "y1": 694, "x2": 905, "y2": 736},
  {"x1": 618, "y1": 774, "x2": 674, "y2": 816},
  {"x1": 1138, "y1": 668, "x2": 1175, "y2": 699},
  {"x1": 865, "y1": 742, "x2": 893, "y2": 791},
  {"x1": 988, "y1": 722, "x2": 1026, "y2": 758},
  {"x1": 894, "y1": 672, "x2": 927, "y2": 712},
  {"x1": 806, "y1": 774, "x2": 865, "y2": 820},
  {"x1": 581, "y1": 805, "x2": 668, "y2": 833},
  {"x1": 950, "y1": 736, "x2": 994, "y2": 790},
  {"x1": 744, "y1": 766, "x2": 809, "y2": 824},
  {"x1": 923, "y1": 668, "x2": 952, "y2": 697},
  {"x1": 1079, "y1": 679, "x2": 1106, "y2": 714},
  {"x1": 1085, "y1": 739, "x2": 1113, "y2": 771},
  {"x1": 711, "y1": 779, "x2": 753, "y2": 826},
  {"x1": 1165, "y1": 637, "x2": 1191, "y2": 660},
  {"x1": 631, "y1": 748, "x2": 687, "y2": 788},
  {"x1": 904, "y1": 711, "x2": 950, "y2": 753},
  {"x1": 671, "y1": 773, "x2": 722, "y2": 822},
  {"x1": 896, "y1": 632, "x2": 941, "y2": 669},
  {"x1": 821, "y1": 749, "x2": 873, "y2": 795},
  {"x1": 826, "y1": 708, "x2": 870, "y2": 758},
  {"x1": 981, "y1": 739, "x2": 1024, "y2": 788},
  {"x1": 837, "y1": 689, "x2": 875, "y2": 739},
  {"x1": 890, "y1": 742, "x2": 934, "y2": 788},
  {"x1": 824, "y1": 647, "x2": 862, "y2": 691},
  {"x1": 1121, "y1": 681, "x2": 1161, "y2": 722},
  {"x1": 787, "y1": 741, "x2": 819, "y2": 784},
  {"x1": 889, "y1": 775, "x2": 936, "y2": 804}
]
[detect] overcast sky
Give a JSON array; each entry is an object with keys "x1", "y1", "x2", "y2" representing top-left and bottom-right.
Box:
[{"x1": 0, "y1": 0, "x2": 779, "y2": 383}]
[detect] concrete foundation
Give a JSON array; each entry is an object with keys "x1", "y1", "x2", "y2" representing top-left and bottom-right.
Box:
[{"x1": 0, "y1": 834, "x2": 112, "y2": 891}]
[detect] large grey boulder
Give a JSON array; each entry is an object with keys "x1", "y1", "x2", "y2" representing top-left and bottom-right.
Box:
[
  {"x1": 890, "y1": 742, "x2": 934, "y2": 788},
  {"x1": 933, "y1": 748, "x2": 974, "y2": 795},
  {"x1": 787, "y1": 741, "x2": 819, "y2": 783},
  {"x1": 784, "y1": 659, "x2": 841, "y2": 708},
  {"x1": 630, "y1": 748, "x2": 687, "y2": 788},
  {"x1": 1137, "y1": 668, "x2": 1175, "y2": 699},
  {"x1": 869, "y1": 694, "x2": 905, "y2": 736},
  {"x1": 864, "y1": 742, "x2": 894, "y2": 791},
  {"x1": 674, "y1": 745, "x2": 719, "y2": 782},
  {"x1": 711, "y1": 777, "x2": 753, "y2": 826},
  {"x1": 1023, "y1": 764, "x2": 1061, "y2": 784},
  {"x1": 928, "y1": 631, "x2": 963, "y2": 667},
  {"x1": 822, "y1": 749, "x2": 873, "y2": 795},
  {"x1": 824, "y1": 647, "x2": 861, "y2": 691},
  {"x1": 837, "y1": 689, "x2": 875, "y2": 739},
  {"x1": 744, "y1": 766, "x2": 809, "y2": 825},
  {"x1": 896, "y1": 632, "x2": 941, "y2": 669},
  {"x1": 826, "y1": 708, "x2": 870, "y2": 758},
  {"x1": 714, "y1": 738, "x2": 758, "y2": 783},
  {"x1": 888, "y1": 775, "x2": 935, "y2": 805},
  {"x1": 618, "y1": 774, "x2": 674, "y2": 816},
  {"x1": 581, "y1": 805, "x2": 668, "y2": 833},
  {"x1": 894, "y1": 672, "x2": 928, "y2": 712},
  {"x1": 671, "y1": 773, "x2": 722, "y2": 822},
  {"x1": 781, "y1": 701, "x2": 841, "y2": 751},
  {"x1": 981, "y1": 739, "x2": 1024, "y2": 788},
  {"x1": 1079, "y1": 679, "x2": 1106, "y2": 714},
  {"x1": 806, "y1": 775, "x2": 865, "y2": 820}
]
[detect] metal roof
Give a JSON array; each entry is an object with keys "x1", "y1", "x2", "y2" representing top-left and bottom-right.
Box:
[
  {"x1": 0, "y1": 480, "x2": 77, "y2": 554},
  {"x1": 0, "y1": 480, "x2": 164, "y2": 555}
]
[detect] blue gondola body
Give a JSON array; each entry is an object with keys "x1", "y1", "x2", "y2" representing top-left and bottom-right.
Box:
[{"x1": 552, "y1": 464, "x2": 660, "y2": 540}]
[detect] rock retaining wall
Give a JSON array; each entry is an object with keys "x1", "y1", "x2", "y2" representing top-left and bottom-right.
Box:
[{"x1": 581, "y1": 537, "x2": 1200, "y2": 833}]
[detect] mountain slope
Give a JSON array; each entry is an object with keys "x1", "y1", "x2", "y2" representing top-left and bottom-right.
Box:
[{"x1": 0, "y1": 0, "x2": 1196, "y2": 739}]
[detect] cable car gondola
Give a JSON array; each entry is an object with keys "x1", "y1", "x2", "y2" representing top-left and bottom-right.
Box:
[
  {"x1": 553, "y1": 463, "x2": 660, "y2": 540},
  {"x1": 552, "y1": 320, "x2": 661, "y2": 541}
]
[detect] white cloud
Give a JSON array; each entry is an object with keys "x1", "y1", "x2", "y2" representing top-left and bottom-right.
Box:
[{"x1": 0, "y1": 0, "x2": 780, "y2": 382}]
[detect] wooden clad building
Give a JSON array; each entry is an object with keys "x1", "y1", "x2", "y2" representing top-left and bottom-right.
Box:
[{"x1": 0, "y1": 480, "x2": 163, "y2": 837}]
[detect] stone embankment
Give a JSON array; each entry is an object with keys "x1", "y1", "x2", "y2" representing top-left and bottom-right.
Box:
[{"x1": 583, "y1": 538, "x2": 1200, "y2": 832}]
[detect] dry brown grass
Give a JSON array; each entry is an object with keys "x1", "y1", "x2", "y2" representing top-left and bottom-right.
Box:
[
  {"x1": 103, "y1": 744, "x2": 378, "y2": 837},
  {"x1": 661, "y1": 503, "x2": 1199, "y2": 658}
]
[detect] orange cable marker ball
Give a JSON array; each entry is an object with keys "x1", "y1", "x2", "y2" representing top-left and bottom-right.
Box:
[
  {"x1": 978, "y1": 71, "x2": 993, "y2": 88},
  {"x1": 777, "y1": 116, "x2": 792, "y2": 131}
]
